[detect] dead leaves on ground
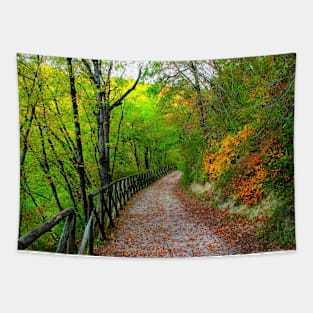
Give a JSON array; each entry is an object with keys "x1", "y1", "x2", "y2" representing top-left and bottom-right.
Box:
[{"x1": 95, "y1": 172, "x2": 277, "y2": 258}]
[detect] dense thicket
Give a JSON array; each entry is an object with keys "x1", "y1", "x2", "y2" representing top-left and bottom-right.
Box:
[
  {"x1": 18, "y1": 53, "x2": 295, "y2": 251},
  {"x1": 157, "y1": 54, "x2": 295, "y2": 248}
]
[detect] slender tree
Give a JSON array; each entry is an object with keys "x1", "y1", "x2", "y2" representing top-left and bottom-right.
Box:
[
  {"x1": 67, "y1": 58, "x2": 88, "y2": 219},
  {"x1": 112, "y1": 105, "x2": 124, "y2": 177},
  {"x1": 82, "y1": 59, "x2": 142, "y2": 186}
]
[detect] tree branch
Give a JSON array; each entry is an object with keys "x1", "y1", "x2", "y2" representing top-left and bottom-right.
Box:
[
  {"x1": 109, "y1": 68, "x2": 142, "y2": 111},
  {"x1": 82, "y1": 59, "x2": 98, "y2": 86}
]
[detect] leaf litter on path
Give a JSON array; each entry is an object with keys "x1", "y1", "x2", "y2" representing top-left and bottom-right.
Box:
[{"x1": 95, "y1": 171, "x2": 268, "y2": 258}]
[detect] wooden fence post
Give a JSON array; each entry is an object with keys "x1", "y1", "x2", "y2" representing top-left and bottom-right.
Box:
[
  {"x1": 19, "y1": 165, "x2": 176, "y2": 255},
  {"x1": 67, "y1": 212, "x2": 76, "y2": 254},
  {"x1": 87, "y1": 195, "x2": 94, "y2": 255}
]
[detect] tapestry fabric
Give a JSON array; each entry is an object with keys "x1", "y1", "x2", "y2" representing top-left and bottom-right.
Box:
[{"x1": 17, "y1": 53, "x2": 296, "y2": 257}]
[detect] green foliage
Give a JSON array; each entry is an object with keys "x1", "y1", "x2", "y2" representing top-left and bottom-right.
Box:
[
  {"x1": 18, "y1": 55, "x2": 181, "y2": 251},
  {"x1": 257, "y1": 197, "x2": 295, "y2": 249}
]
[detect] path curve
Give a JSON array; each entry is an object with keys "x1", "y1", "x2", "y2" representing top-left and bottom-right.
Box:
[{"x1": 96, "y1": 171, "x2": 237, "y2": 257}]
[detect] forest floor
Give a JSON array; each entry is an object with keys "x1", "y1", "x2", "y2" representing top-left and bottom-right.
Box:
[{"x1": 95, "y1": 171, "x2": 270, "y2": 257}]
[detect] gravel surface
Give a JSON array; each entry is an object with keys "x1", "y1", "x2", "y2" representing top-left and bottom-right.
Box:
[{"x1": 96, "y1": 171, "x2": 238, "y2": 257}]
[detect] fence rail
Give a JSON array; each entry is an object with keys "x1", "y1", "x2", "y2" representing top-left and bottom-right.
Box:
[
  {"x1": 18, "y1": 207, "x2": 76, "y2": 253},
  {"x1": 17, "y1": 165, "x2": 177, "y2": 255},
  {"x1": 78, "y1": 164, "x2": 176, "y2": 255}
]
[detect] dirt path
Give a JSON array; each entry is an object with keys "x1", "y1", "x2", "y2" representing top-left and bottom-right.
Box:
[{"x1": 96, "y1": 171, "x2": 239, "y2": 257}]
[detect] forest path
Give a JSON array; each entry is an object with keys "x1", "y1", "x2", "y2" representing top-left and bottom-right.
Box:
[{"x1": 96, "y1": 171, "x2": 238, "y2": 257}]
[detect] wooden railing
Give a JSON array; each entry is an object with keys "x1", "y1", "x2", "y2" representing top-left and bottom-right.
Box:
[
  {"x1": 18, "y1": 207, "x2": 76, "y2": 253},
  {"x1": 78, "y1": 164, "x2": 176, "y2": 255},
  {"x1": 18, "y1": 165, "x2": 177, "y2": 255}
]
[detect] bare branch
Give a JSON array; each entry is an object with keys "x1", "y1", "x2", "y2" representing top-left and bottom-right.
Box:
[
  {"x1": 109, "y1": 67, "x2": 142, "y2": 111},
  {"x1": 82, "y1": 59, "x2": 98, "y2": 86}
]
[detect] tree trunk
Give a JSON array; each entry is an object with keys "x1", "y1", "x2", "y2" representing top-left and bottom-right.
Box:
[
  {"x1": 82, "y1": 59, "x2": 141, "y2": 186},
  {"x1": 96, "y1": 88, "x2": 111, "y2": 186},
  {"x1": 84, "y1": 59, "x2": 112, "y2": 187},
  {"x1": 112, "y1": 105, "x2": 124, "y2": 177},
  {"x1": 103, "y1": 106, "x2": 112, "y2": 183},
  {"x1": 189, "y1": 61, "x2": 206, "y2": 130},
  {"x1": 67, "y1": 58, "x2": 88, "y2": 220},
  {"x1": 132, "y1": 142, "x2": 141, "y2": 171},
  {"x1": 144, "y1": 145, "x2": 149, "y2": 170}
]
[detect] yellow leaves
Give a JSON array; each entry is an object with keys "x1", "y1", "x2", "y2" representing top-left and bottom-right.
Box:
[
  {"x1": 159, "y1": 86, "x2": 168, "y2": 98},
  {"x1": 204, "y1": 125, "x2": 254, "y2": 180},
  {"x1": 203, "y1": 125, "x2": 274, "y2": 206}
]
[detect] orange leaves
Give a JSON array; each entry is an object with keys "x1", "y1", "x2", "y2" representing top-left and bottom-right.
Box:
[
  {"x1": 251, "y1": 156, "x2": 260, "y2": 166},
  {"x1": 204, "y1": 125, "x2": 254, "y2": 180},
  {"x1": 234, "y1": 177, "x2": 264, "y2": 205},
  {"x1": 232, "y1": 154, "x2": 268, "y2": 206},
  {"x1": 203, "y1": 124, "x2": 275, "y2": 206},
  {"x1": 238, "y1": 125, "x2": 254, "y2": 141},
  {"x1": 231, "y1": 134, "x2": 290, "y2": 206},
  {"x1": 204, "y1": 123, "x2": 291, "y2": 207},
  {"x1": 260, "y1": 137, "x2": 284, "y2": 159},
  {"x1": 204, "y1": 135, "x2": 235, "y2": 179}
]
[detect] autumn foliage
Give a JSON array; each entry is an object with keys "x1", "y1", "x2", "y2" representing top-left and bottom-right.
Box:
[
  {"x1": 199, "y1": 54, "x2": 295, "y2": 249},
  {"x1": 204, "y1": 124, "x2": 292, "y2": 203}
]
